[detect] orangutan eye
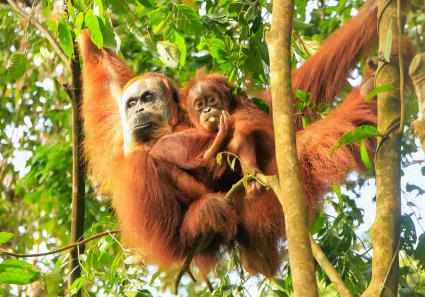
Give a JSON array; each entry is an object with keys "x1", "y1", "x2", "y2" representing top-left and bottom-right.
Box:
[
  {"x1": 143, "y1": 93, "x2": 153, "y2": 102},
  {"x1": 208, "y1": 97, "x2": 216, "y2": 104},
  {"x1": 127, "y1": 98, "x2": 137, "y2": 109},
  {"x1": 194, "y1": 101, "x2": 203, "y2": 110}
]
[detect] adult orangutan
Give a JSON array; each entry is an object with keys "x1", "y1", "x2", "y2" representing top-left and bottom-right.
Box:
[{"x1": 78, "y1": 31, "x2": 238, "y2": 274}]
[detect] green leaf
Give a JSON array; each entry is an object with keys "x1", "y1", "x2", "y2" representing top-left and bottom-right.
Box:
[
  {"x1": 229, "y1": 157, "x2": 236, "y2": 171},
  {"x1": 318, "y1": 102, "x2": 331, "y2": 114},
  {"x1": 0, "y1": 232, "x2": 14, "y2": 245},
  {"x1": 414, "y1": 233, "x2": 425, "y2": 266},
  {"x1": 333, "y1": 125, "x2": 378, "y2": 152},
  {"x1": 74, "y1": 0, "x2": 85, "y2": 11},
  {"x1": 98, "y1": 16, "x2": 116, "y2": 49},
  {"x1": 85, "y1": 10, "x2": 103, "y2": 48},
  {"x1": 206, "y1": 37, "x2": 232, "y2": 73},
  {"x1": 149, "y1": 8, "x2": 169, "y2": 33},
  {"x1": 360, "y1": 139, "x2": 375, "y2": 175},
  {"x1": 138, "y1": 0, "x2": 154, "y2": 8},
  {"x1": 366, "y1": 84, "x2": 394, "y2": 101},
  {"x1": 310, "y1": 216, "x2": 325, "y2": 235},
  {"x1": 244, "y1": 5, "x2": 255, "y2": 21},
  {"x1": 292, "y1": 19, "x2": 313, "y2": 31},
  {"x1": 67, "y1": 0, "x2": 76, "y2": 21},
  {"x1": 405, "y1": 183, "x2": 425, "y2": 197},
  {"x1": 252, "y1": 98, "x2": 269, "y2": 114},
  {"x1": 135, "y1": 289, "x2": 154, "y2": 297},
  {"x1": 294, "y1": 89, "x2": 308, "y2": 101},
  {"x1": 165, "y1": 28, "x2": 186, "y2": 66},
  {"x1": 216, "y1": 152, "x2": 223, "y2": 165},
  {"x1": 383, "y1": 22, "x2": 393, "y2": 63},
  {"x1": 149, "y1": 270, "x2": 161, "y2": 286},
  {"x1": 41, "y1": 0, "x2": 52, "y2": 16},
  {"x1": 7, "y1": 53, "x2": 28, "y2": 80},
  {"x1": 0, "y1": 259, "x2": 40, "y2": 285},
  {"x1": 333, "y1": 182, "x2": 342, "y2": 200},
  {"x1": 175, "y1": 4, "x2": 203, "y2": 36},
  {"x1": 156, "y1": 41, "x2": 180, "y2": 68},
  {"x1": 301, "y1": 116, "x2": 310, "y2": 128},
  {"x1": 57, "y1": 17, "x2": 75, "y2": 59},
  {"x1": 94, "y1": 0, "x2": 104, "y2": 16},
  {"x1": 75, "y1": 12, "x2": 85, "y2": 35},
  {"x1": 68, "y1": 276, "x2": 87, "y2": 295}
]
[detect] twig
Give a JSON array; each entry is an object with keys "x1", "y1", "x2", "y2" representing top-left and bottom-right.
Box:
[
  {"x1": 310, "y1": 235, "x2": 353, "y2": 297},
  {"x1": 403, "y1": 159, "x2": 425, "y2": 167},
  {"x1": 377, "y1": 239, "x2": 401, "y2": 296},
  {"x1": 187, "y1": 269, "x2": 197, "y2": 283},
  {"x1": 0, "y1": 230, "x2": 120, "y2": 258},
  {"x1": 174, "y1": 234, "x2": 213, "y2": 294},
  {"x1": 6, "y1": 0, "x2": 68, "y2": 64},
  {"x1": 374, "y1": 117, "x2": 400, "y2": 159}
]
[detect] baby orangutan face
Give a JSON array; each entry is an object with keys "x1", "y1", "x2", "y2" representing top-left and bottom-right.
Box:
[{"x1": 187, "y1": 81, "x2": 229, "y2": 132}]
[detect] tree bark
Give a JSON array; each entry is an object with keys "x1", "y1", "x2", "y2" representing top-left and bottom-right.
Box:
[
  {"x1": 361, "y1": 1, "x2": 407, "y2": 296},
  {"x1": 409, "y1": 53, "x2": 425, "y2": 149},
  {"x1": 310, "y1": 236, "x2": 352, "y2": 297},
  {"x1": 266, "y1": 1, "x2": 318, "y2": 296},
  {"x1": 67, "y1": 45, "x2": 86, "y2": 297}
]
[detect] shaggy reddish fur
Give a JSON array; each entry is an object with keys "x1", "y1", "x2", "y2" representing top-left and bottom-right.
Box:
[
  {"x1": 79, "y1": 31, "x2": 238, "y2": 271},
  {"x1": 258, "y1": 0, "x2": 378, "y2": 128},
  {"x1": 156, "y1": 69, "x2": 376, "y2": 277},
  {"x1": 79, "y1": 0, "x2": 379, "y2": 279}
]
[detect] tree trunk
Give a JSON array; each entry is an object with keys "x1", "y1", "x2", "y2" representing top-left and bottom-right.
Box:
[
  {"x1": 361, "y1": 1, "x2": 407, "y2": 296},
  {"x1": 67, "y1": 46, "x2": 86, "y2": 297},
  {"x1": 266, "y1": 1, "x2": 318, "y2": 296}
]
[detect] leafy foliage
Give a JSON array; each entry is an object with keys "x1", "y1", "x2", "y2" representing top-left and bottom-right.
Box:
[{"x1": 0, "y1": 0, "x2": 424, "y2": 296}]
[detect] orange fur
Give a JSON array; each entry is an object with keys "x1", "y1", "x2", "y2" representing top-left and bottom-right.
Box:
[
  {"x1": 79, "y1": 0, "x2": 380, "y2": 279},
  {"x1": 79, "y1": 30, "x2": 237, "y2": 272},
  {"x1": 156, "y1": 67, "x2": 377, "y2": 277},
  {"x1": 257, "y1": 0, "x2": 378, "y2": 128}
]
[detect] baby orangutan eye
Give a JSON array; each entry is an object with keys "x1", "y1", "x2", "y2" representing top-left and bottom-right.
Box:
[
  {"x1": 195, "y1": 101, "x2": 203, "y2": 110},
  {"x1": 208, "y1": 97, "x2": 216, "y2": 104}
]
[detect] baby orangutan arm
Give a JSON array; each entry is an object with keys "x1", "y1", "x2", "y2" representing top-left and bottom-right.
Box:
[
  {"x1": 237, "y1": 137, "x2": 263, "y2": 193},
  {"x1": 226, "y1": 130, "x2": 263, "y2": 194},
  {"x1": 203, "y1": 111, "x2": 232, "y2": 160},
  {"x1": 168, "y1": 166, "x2": 213, "y2": 204}
]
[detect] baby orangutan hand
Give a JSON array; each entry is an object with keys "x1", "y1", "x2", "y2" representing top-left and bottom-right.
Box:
[{"x1": 203, "y1": 111, "x2": 232, "y2": 160}]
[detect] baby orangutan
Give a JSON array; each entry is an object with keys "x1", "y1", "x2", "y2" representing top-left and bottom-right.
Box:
[{"x1": 185, "y1": 71, "x2": 267, "y2": 192}]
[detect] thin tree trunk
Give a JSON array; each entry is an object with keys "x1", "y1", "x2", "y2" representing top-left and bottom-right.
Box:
[
  {"x1": 409, "y1": 53, "x2": 425, "y2": 149},
  {"x1": 67, "y1": 46, "x2": 86, "y2": 297},
  {"x1": 361, "y1": 1, "x2": 407, "y2": 296},
  {"x1": 266, "y1": 1, "x2": 318, "y2": 296}
]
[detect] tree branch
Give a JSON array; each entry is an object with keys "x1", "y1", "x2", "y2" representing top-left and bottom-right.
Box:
[
  {"x1": 266, "y1": 0, "x2": 318, "y2": 295},
  {"x1": 6, "y1": 0, "x2": 68, "y2": 64},
  {"x1": 361, "y1": 1, "x2": 407, "y2": 296},
  {"x1": 67, "y1": 43, "x2": 86, "y2": 297},
  {"x1": 310, "y1": 236, "x2": 352, "y2": 297},
  {"x1": 0, "y1": 230, "x2": 120, "y2": 258}
]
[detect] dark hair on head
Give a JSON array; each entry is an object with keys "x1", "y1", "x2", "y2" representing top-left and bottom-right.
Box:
[{"x1": 181, "y1": 68, "x2": 241, "y2": 111}]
